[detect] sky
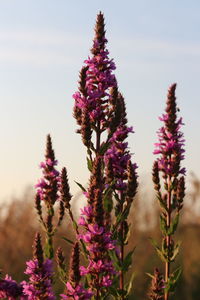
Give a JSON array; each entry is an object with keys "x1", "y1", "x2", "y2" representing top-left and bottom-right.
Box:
[{"x1": 0, "y1": 0, "x2": 200, "y2": 202}]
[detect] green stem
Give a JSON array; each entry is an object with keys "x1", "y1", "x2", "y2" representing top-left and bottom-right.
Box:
[
  {"x1": 96, "y1": 120, "x2": 101, "y2": 153},
  {"x1": 165, "y1": 176, "x2": 172, "y2": 300},
  {"x1": 119, "y1": 221, "x2": 125, "y2": 300},
  {"x1": 46, "y1": 233, "x2": 54, "y2": 259}
]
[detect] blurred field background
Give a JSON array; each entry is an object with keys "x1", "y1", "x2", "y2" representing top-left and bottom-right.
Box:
[{"x1": 1, "y1": 172, "x2": 200, "y2": 299}]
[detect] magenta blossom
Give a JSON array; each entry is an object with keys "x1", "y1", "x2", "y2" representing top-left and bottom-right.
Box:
[
  {"x1": 61, "y1": 282, "x2": 93, "y2": 300},
  {"x1": 154, "y1": 85, "x2": 185, "y2": 177},
  {"x1": 22, "y1": 259, "x2": 55, "y2": 300}
]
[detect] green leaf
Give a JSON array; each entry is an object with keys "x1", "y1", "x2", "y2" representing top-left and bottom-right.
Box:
[
  {"x1": 157, "y1": 194, "x2": 168, "y2": 213},
  {"x1": 87, "y1": 157, "x2": 93, "y2": 172},
  {"x1": 171, "y1": 267, "x2": 182, "y2": 284},
  {"x1": 149, "y1": 238, "x2": 167, "y2": 262},
  {"x1": 116, "y1": 289, "x2": 128, "y2": 297},
  {"x1": 57, "y1": 266, "x2": 67, "y2": 283},
  {"x1": 108, "y1": 250, "x2": 122, "y2": 271},
  {"x1": 149, "y1": 237, "x2": 159, "y2": 249},
  {"x1": 124, "y1": 225, "x2": 131, "y2": 245},
  {"x1": 171, "y1": 178, "x2": 178, "y2": 191},
  {"x1": 74, "y1": 181, "x2": 86, "y2": 192},
  {"x1": 160, "y1": 214, "x2": 168, "y2": 235},
  {"x1": 72, "y1": 220, "x2": 78, "y2": 231},
  {"x1": 122, "y1": 248, "x2": 135, "y2": 271},
  {"x1": 161, "y1": 237, "x2": 168, "y2": 254},
  {"x1": 168, "y1": 213, "x2": 179, "y2": 235},
  {"x1": 126, "y1": 271, "x2": 135, "y2": 295},
  {"x1": 146, "y1": 272, "x2": 154, "y2": 280},
  {"x1": 62, "y1": 237, "x2": 74, "y2": 245},
  {"x1": 44, "y1": 242, "x2": 54, "y2": 259},
  {"x1": 79, "y1": 239, "x2": 89, "y2": 256},
  {"x1": 156, "y1": 248, "x2": 167, "y2": 263},
  {"x1": 165, "y1": 267, "x2": 182, "y2": 293},
  {"x1": 170, "y1": 241, "x2": 181, "y2": 261},
  {"x1": 107, "y1": 286, "x2": 120, "y2": 297}
]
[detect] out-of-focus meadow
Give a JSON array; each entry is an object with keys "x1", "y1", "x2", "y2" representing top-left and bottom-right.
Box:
[{"x1": 1, "y1": 172, "x2": 199, "y2": 299}]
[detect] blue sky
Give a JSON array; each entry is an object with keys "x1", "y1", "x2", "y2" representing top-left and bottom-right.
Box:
[{"x1": 0, "y1": 0, "x2": 200, "y2": 201}]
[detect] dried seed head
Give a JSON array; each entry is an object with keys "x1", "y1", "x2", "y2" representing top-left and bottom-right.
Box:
[
  {"x1": 46, "y1": 134, "x2": 55, "y2": 162},
  {"x1": 105, "y1": 157, "x2": 114, "y2": 184},
  {"x1": 73, "y1": 105, "x2": 82, "y2": 126},
  {"x1": 56, "y1": 247, "x2": 65, "y2": 269},
  {"x1": 109, "y1": 86, "x2": 118, "y2": 106},
  {"x1": 108, "y1": 89, "x2": 129, "y2": 140},
  {"x1": 35, "y1": 193, "x2": 42, "y2": 217},
  {"x1": 81, "y1": 110, "x2": 92, "y2": 147},
  {"x1": 176, "y1": 176, "x2": 185, "y2": 211},
  {"x1": 33, "y1": 232, "x2": 43, "y2": 268},
  {"x1": 60, "y1": 167, "x2": 72, "y2": 209},
  {"x1": 152, "y1": 161, "x2": 161, "y2": 192},
  {"x1": 78, "y1": 66, "x2": 88, "y2": 97},
  {"x1": 126, "y1": 160, "x2": 138, "y2": 203},
  {"x1": 165, "y1": 83, "x2": 177, "y2": 134},
  {"x1": 58, "y1": 200, "x2": 65, "y2": 225},
  {"x1": 46, "y1": 214, "x2": 53, "y2": 234},
  {"x1": 91, "y1": 12, "x2": 106, "y2": 55},
  {"x1": 69, "y1": 242, "x2": 81, "y2": 287}
]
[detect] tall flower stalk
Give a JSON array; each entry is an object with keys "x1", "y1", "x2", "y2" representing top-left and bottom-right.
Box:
[
  {"x1": 35, "y1": 134, "x2": 64, "y2": 259},
  {"x1": 73, "y1": 12, "x2": 138, "y2": 299},
  {"x1": 151, "y1": 84, "x2": 185, "y2": 299}
]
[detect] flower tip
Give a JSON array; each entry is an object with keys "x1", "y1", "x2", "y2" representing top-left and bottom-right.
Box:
[{"x1": 170, "y1": 82, "x2": 177, "y2": 91}]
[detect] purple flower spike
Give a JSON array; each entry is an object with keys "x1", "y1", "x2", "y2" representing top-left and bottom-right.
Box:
[
  {"x1": 73, "y1": 11, "x2": 118, "y2": 149},
  {"x1": 35, "y1": 134, "x2": 60, "y2": 206},
  {"x1": 154, "y1": 84, "x2": 185, "y2": 177}
]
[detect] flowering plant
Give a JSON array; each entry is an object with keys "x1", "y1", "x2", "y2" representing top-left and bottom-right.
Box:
[
  {"x1": 149, "y1": 84, "x2": 185, "y2": 300},
  {"x1": 0, "y1": 12, "x2": 185, "y2": 300}
]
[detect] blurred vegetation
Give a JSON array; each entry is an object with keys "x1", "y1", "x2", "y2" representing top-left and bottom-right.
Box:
[{"x1": 0, "y1": 173, "x2": 200, "y2": 299}]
